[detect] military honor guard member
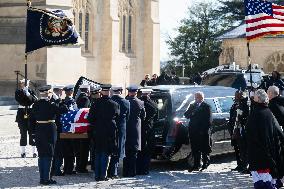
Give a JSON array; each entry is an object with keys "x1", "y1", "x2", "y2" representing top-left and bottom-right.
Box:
[
  {"x1": 88, "y1": 84, "x2": 120, "y2": 181},
  {"x1": 137, "y1": 88, "x2": 158, "y2": 175},
  {"x1": 89, "y1": 86, "x2": 102, "y2": 171},
  {"x1": 123, "y1": 85, "x2": 146, "y2": 177},
  {"x1": 50, "y1": 85, "x2": 65, "y2": 176},
  {"x1": 61, "y1": 85, "x2": 78, "y2": 175},
  {"x1": 31, "y1": 85, "x2": 68, "y2": 185},
  {"x1": 184, "y1": 91, "x2": 212, "y2": 171},
  {"x1": 15, "y1": 79, "x2": 37, "y2": 158},
  {"x1": 108, "y1": 86, "x2": 130, "y2": 178},
  {"x1": 75, "y1": 84, "x2": 91, "y2": 173}
]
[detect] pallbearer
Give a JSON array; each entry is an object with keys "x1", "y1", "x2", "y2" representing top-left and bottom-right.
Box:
[
  {"x1": 108, "y1": 86, "x2": 130, "y2": 178},
  {"x1": 137, "y1": 88, "x2": 158, "y2": 175},
  {"x1": 88, "y1": 84, "x2": 120, "y2": 181},
  {"x1": 31, "y1": 85, "x2": 67, "y2": 185},
  {"x1": 123, "y1": 85, "x2": 145, "y2": 177}
]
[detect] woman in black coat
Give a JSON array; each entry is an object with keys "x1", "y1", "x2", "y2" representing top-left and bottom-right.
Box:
[{"x1": 246, "y1": 89, "x2": 284, "y2": 189}]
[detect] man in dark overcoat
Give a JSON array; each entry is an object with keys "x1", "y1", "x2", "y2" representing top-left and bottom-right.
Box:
[
  {"x1": 268, "y1": 86, "x2": 284, "y2": 130},
  {"x1": 15, "y1": 79, "x2": 37, "y2": 158},
  {"x1": 123, "y1": 85, "x2": 146, "y2": 177},
  {"x1": 31, "y1": 85, "x2": 68, "y2": 185},
  {"x1": 75, "y1": 85, "x2": 91, "y2": 173},
  {"x1": 246, "y1": 89, "x2": 284, "y2": 189},
  {"x1": 88, "y1": 84, "x2": 120, "y2": 181},
  {"x1": 137, "y1": 88, "x2": 158, "y2": 175},
  {"x1": 107, "y1": 86, "x2": 130, "y2": 178},
  {"x1": 184, "y1": 91, "x2": 212, "y2": 171}
]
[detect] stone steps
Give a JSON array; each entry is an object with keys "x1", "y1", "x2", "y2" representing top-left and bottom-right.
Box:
[{"x1": 0, "y1": 96, "x2": 18, "y2": 111}]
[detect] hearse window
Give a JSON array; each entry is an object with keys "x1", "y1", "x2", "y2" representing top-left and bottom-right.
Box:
[
  {"x1": 217, "y1": 97, "x2": 234, "y2": 113},
  {"x1": 204, "y1": 98, "x2": 217, "y2": 113},
  {"x1": 152, "y1": 97, "x2": 170, "y2": 120}
]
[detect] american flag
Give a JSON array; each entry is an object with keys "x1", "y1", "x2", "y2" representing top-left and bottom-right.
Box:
[
  {"x1": 60, "y1": 108, "x2": 90, "y2": 133},
  {"x1": 245, "y1": 0, "x2": 284, "y2": 40}
]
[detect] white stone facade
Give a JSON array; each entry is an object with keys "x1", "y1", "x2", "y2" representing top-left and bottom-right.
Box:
[{"x1": 0, "y1": 0, "x2": 160, "y2": 96}]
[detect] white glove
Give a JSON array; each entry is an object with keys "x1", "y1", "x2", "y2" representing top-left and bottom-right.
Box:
[
  {"x1": 236, "y1": 109, "x2": 243, "y2": 116},
  {"x1": 52, "y1": 92, "x2": 59, "y2": 100},
  {"x1": 23, "y1": 87, "x2": 30, "y2": 96}
]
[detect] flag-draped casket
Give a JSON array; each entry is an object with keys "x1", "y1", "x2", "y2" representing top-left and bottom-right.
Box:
[{"x1": 60, "y1": 108, "x2": 90, "y2": 133}]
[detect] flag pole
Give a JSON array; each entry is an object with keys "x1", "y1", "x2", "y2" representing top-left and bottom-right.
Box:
[
  {"x1": 247, "y1": 41, "x2": 253, "y2": 100},
  {"x1": 24, "y1": 0, "x2": 31, "y2": 119},
  {"x1": 25, "y1": 0, "x2": 31, "y2": 87}
]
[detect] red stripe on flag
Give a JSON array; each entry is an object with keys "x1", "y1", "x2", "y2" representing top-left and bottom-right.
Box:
[
  {"x1": 245, "y1": 15, "x2": 274, "y2": 24},
  {"x1": 273, "y1": 11, "x2": 284, "y2": 17},
  {"x1": 247, "y1": 31, "x2": 284, "y2": 40},
  {"x1": 246, "y1": 23, "x2": 284, "y2": 32},
  {"x1": 272, "y1": 4, "x2": 284, "y2": 10}
]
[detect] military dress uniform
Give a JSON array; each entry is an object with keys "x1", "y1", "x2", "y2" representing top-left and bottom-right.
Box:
[
  {"x1": 61, "y1": 85, "x2": 78, "y2": 175},
  {"x1": 229, "y1": 93, "x2": 249, "y2": 173},
  {"x1": 75, "y1": 85, "x2": 91, "y2": 173},
  {"x1": 31, "y1": 85, "x2": 68, "y2": 185},
  {"x1": 88, "y1": 84, "x2": 120, "y2": 181},
  {"x1": 15, "y1": 80, "x2": 37, "y2": 157},
  {"x1": 184, "y1": 100, "x2": 212, "y2": 171},
  {"x1": 108, "y1": 86, "x2": 130, "y2": 178},
  {"x1": 123, "y1": 85, "x2": 146, "y2": 177},
  {"x1": 50, "y1": 85, "x2": 65, "y2": 176},
  {"x1": 137, "y1": 89, "x2": 158, "y2": 175}
]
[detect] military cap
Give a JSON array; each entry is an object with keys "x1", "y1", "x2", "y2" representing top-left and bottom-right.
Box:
[
  {"x1": 101, "y1": 84, "x2": 112, "y2": 91},
  {"x1": 126, "y1": 85, "x2": 139, "y2": 92},
  {"x1": 140, "y1": 88, "x2": 153, "y2": 94},
  {"x1": 63, "y1": 85, "x2": 74, "y2": 91},
  {"x1": 53, "y1": 84, "x2": 65, "y2": 89},
  {"x1": 111, "y1": 86, "x2": 123, "y2": 92},
  {"x1": 38, "y1": 85, "x2": 52, "y2": 93},
  {"x1": 90, "y1": 86, "x2": 102, "y2": 93},
  {"x1": 80, "y1": 84, "x2": 90, "y2": 91}
]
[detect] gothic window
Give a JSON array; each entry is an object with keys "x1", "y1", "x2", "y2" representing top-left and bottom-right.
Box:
[
  {"x1": 85, "y1": 12, "x2": 89, "y2": 51},
  {"x1": 122, "y1": 15, "x2": 126, "y2": 51},
  {"x1": 79, "y1": 11, "x2": 83, "y2": 37},
  {"x1": 119, "y1": 0, "x2": 136, "y2": 54},
  {"x1": 128, "y1": 15, "x2": 132, "y2": 52}
]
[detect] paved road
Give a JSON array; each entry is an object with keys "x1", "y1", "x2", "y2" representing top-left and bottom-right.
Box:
[{"x1": 0, "y1": 110, "x2": 254, "y2": 189}]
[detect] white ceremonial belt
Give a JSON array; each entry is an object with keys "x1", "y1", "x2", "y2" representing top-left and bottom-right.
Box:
[
  {"x1": 36, "y1": 120, "x2": 56, "y2": 124},
  {"x1": 18, "y1": 105, "x2": 32, "y2": 109}
]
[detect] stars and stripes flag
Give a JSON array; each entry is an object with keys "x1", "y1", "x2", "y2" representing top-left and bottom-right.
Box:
[
  {"x1": 60, "y1": 108, "x2": 90, "y2": 133},
  {"x1": 245, "y1": 0, "x2": 284, "y2": 40}
]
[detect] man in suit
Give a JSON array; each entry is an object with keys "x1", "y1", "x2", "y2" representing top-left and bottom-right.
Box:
[
  {"x1": 108, "y1": 86, "x2": 130, "y2": 178},
  {"x1": 123, "y1": 85, "x2": 146, "y2": 177},
  {"x1": 88, "y1": 84, "x2": 120, "y2": 181},
  {"x1": 15, "y1": 79, "x2": 37, "y2": 158},
  {"x1": 184, "y1": 91, "x2": 212, "y2": 171}
]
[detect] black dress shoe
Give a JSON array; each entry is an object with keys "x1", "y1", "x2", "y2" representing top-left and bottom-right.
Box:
[
  {"x1": 21, "y1": 153, "x2": 26, "y2": 158},
  {"x1": 40, "y1": 180, "x2": 50, "y2": 185},
  {"x1": 49, "y1": 179, "x2": 57, "y2": 184},
  {"x1": 231, "y1": 166, "x2": 242, "y2": 171},
  {"x1": 201, "y1": 163, "x2": 210, "y2": 170}
]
